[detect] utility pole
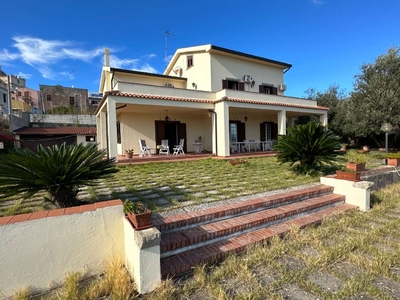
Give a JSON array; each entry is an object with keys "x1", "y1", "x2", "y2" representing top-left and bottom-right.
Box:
[{"x1": 6, "y1": 75, "x2": 13, "y2": 132}]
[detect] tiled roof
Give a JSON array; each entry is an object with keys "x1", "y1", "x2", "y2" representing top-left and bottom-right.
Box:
[
  {"x1": 217, "y1": 97, "x2": 329, "y2": 111},
  {"x1": 104, "y1": 91, "x2": 328, "y2": 111},
  {"x1": 104, "y1": 91, "x2": 215, "y2": 104},
  {"x1": 14, "y1": 127, "x2": 96, "y2": 135}
]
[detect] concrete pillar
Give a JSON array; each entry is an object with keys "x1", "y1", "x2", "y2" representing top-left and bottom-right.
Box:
[
  {"x1": 277, "y1": 110, "x2": 287, "y2": 135},
  {"x1": 96, "y1": 111, "x2": 107, "y2": 151},
  {"x1": 107, "y1": 98, "x2": 118, "y2": 161},
  {"x1": 124, "y1": 220, "x2": 161, "y2": 294},
  {"x1": 320, "y1": 112, "x2": 328, "y2": 126},
  {"x1": 215, "y1": 101, "x2": 230, "y2": 157},
  {"x1": 210, "y1": 111, "x2": 216, "y2": 155}
]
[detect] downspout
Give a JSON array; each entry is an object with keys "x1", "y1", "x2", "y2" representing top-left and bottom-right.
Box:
[{"x1": 208, "y1": 109, "x2": 217, "y2": 156}]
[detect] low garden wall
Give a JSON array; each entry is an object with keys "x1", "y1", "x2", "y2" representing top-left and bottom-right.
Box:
[
  {"x1": 361, "y1": 166, "x2": 400, "y2": 190},
  {"x1": 0, "y1": 201, "x2": 124, "y2": 297}
]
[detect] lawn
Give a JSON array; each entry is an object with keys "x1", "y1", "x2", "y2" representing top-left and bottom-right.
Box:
[{"x1": 0, "y1": 156, "x2": 320, "y2": 217}]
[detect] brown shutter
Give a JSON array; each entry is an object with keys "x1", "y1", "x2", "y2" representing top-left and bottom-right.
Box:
[
  {"x1": 272, "y1": 87, "x2": 278, "y2": 95},
  {"x1": 272, "y1": 123, "x2": 278, "y2": 140},
  {"x1": 222, "y1": 80, "x2": 228, "y2": 89},
  {"x1": 155, "y1": 121, "x2": 165, "y2": 146},
  {"x1": 178, "y1": 122, "x2": 187, "y2": 152},
  {"x1": 259, "y1": 85, "x2": 264, "y2": 93},
  {"x1": 260, "y1": 123, "x2": 265, "y2": 141},
  {"x1": 238, "y1": 122, "x2": 246, "y2": 142},
  {"x1": 238, "y1": 82, "x2": 245, "y2": 91}
]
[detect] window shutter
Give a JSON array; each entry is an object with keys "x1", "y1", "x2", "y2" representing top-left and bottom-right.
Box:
[
  {"x1": 238, "y1": 82, "x2": 245, "y2": 91},
  {"x1": 260, "y1": 123, "x2": 265, "y2": 141},
  {"x1": 222, "y1": 80, "x2": 228, "y2": 89},
  {"x1": 239, "y1": 122, "x2": 246, "y2": 142},
  {"x1": 272, "y1": 123, "x2": 278, "y2": 140},
  {"x1": 272, "y1": 87, "x2": 278, "y2": 95},
  {"x1": 259, "y1": 85, "x2": 264, "y2": 93}
]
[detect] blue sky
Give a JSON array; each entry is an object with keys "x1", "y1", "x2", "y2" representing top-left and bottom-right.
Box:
[{"x1": 0, "y1": 0, "x2": 399, "y2": 97}]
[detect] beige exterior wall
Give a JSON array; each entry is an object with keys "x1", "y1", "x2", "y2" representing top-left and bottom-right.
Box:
[
  {"x1": 0, "y1": 205, "x2": 124, "y2": 296},
  {"x1": 114, "y1": 73, "x2": 186, "y2": 89},
  {"x1": 210, "y1": 53, "x2": 284, "y2": 93}
]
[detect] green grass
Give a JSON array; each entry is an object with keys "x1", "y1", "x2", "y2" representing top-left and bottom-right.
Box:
[{"x1": 0, "y1": 157, "x2": 320, "y2": 217}]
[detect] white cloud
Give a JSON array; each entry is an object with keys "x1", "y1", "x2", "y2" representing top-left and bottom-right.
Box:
[
  {"x1": 163, "y1": 54, "x2": 173, "y2": 64},
  {"x1": 110, "y1": 54, "x2": 139, "y2": 69},
  {"x1": 16, "y1": 72, "x2": 31, "y2": 79},
  {"x1": 310, "y1": 0, "x2": 325, "y2": 4},
  {"x1": 134, "y1": 63, "x2": 157, "y2": 73}
]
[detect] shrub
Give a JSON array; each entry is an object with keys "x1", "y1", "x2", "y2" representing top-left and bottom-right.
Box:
[
  {"x1": 273, "y1": 121, "x2": 340, "y2": 174},
  {"x1": 344, "y1": 149, "x2": 370, "y2": 164},
  {"x1": 0, "y1": 143, "x2": 118, "y2": 208}
]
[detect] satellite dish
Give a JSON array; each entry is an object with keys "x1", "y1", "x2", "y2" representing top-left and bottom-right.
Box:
[{"x1": 173, "y1": 66, "x2": 181, "y2": 75}]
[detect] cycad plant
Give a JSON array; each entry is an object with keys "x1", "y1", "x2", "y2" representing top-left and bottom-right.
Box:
[
  {"x1": 273, "y1": 121, "x2": 340, "y2": 174},
  {"x1": 0, "y1": 143, "x2": 118, "y2": 208}
]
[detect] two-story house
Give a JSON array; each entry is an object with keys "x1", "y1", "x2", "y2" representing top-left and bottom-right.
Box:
[{"x1": 96, "y1": 45, "x2": 328, "y2": 160}]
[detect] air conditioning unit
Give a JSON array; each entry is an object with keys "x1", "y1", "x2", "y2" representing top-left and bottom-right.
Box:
[
  {"x1": 243, "y1": 75, "x2": 253, "y2": 83},
  {"x1": 165, "y1": 83, "x2": 174, "y2": 88},
  {"x1": 278, "y1": 84, "x2": 287, "y2": 92}
]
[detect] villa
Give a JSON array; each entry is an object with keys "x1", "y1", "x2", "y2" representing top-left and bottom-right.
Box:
[{"x1": 96, "y1": 45, "x2": 328, "y2": 160}]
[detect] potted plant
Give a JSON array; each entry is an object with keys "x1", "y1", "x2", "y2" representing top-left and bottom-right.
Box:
[
  {"x1": 383, "y1": 152, "x2": 400, "y2": 167},
  {"x1": 335, "y1": 167, "x2": 362, "y2": 181},
  {"x1": 344, "y1": 149, "x2": 369, "y2": 172},
  {"x1": 340, "y1": 143, "x2": 348, "y2": 151},
  {"x1": 125, "y1": 149, "x2": 134, "y2": 158},
  {"x1": 123, "y1": 200, "x2": 152, "y2": 230}
]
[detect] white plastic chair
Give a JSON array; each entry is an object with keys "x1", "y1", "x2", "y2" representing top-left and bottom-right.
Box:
[
  {"x1": 173, "y1": 139, "x2": 185, "y2": 155},
  {"x1": 254, "y1": 139, "x2": 261, "y2": 151},
  {"x1": 139, "y1": 139, "x2": 152, "y2": 157},
  {"x1": 159, "y1": 139, "x2": 169, "y2": 155},
  {"x1": 242, "y1": 140, "x2": 250, "y2": 152}
]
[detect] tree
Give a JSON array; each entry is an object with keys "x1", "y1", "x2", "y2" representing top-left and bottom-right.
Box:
[
  {"x1": 273, "y1": 121, "x2": 341, "y2": 174},
  {"x1": 345, "y1": 47, "x2": 400, "y2": 147},
  {"x1": 0, "y1": 143, "x2": 118, "y2": 208}
]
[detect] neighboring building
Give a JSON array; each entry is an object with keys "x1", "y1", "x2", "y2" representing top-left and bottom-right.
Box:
[
  {"x1": 40, "y1": 84, "x2": 88, "y2": 114},
  {"x1": 96, "y1": 45, "x2": 328, "y2": 160},
  {"x1": 88, "y1": 92, "x2": 102, "y2": 114},
  {"x1": 14, "y1": 127, "x2": 96, "y2": 152},
  {"x1": 0, "y1": 66, "x2": 27, "y2": 115},
  {"x1": 14, "y1": 86, "x2": 41, "y2": 113}
]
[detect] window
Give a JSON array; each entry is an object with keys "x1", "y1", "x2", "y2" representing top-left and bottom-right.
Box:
[
  {"x1": 24, "y1": 91, "x2": 30, "y2": 97},
  {"x1": 85, "y1": 136, "x2": 96, "y2": 142},
  {"x1": 17, "y1": 91, "x2": 22, "y2": 96},
  {"x1": 222, "y1": 79, "x2": 245, "y2": 91},
  {"x1": 69, "y1": 96, "x2": 75, "y2": 106},
  {"x1": 46, "y1": 94, "x2": 52, "y2": 101},
  {"x1": 3, "y1": 94, "x2": 6, "y2": 103},
  {"x1": 230, "y1": 123, "x2": 238, "y2": 142},
  {"x1": 187, "y1": 55, "x2": 193, "y2": 68},
  {"x1": 259, "y1": 85, "x2": 278, "y2": 95},
  {"x1": 265, "y1": 123, "x2": 272, "y2": 141}
]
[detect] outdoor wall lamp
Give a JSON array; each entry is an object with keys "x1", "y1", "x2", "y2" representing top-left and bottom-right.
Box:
[
  {"x1": 164, "y1": 110, "x2": 170, "y2": 122},
  {"x1": 244, "y1": 111, "x2": 248, "y2": 122}
]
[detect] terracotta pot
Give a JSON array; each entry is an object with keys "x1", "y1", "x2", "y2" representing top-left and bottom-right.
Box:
[
  {"x1": 126, "y1": 152, "x2": 133, "y2": 158},
  {"x1": 345, "y1": 162, "x2": 365, "y2": 172},
  {"x1": 387, "y1": 158, "x2": 400, "y2": 167},
  {"x1": 335, "y1": 170, "x2": 361, "y2": 181},
  {"x1": 229, "y1": 160, "x2": 248, "y2": 166},
  {"x1": 127, "y1": 210, "x2": 152, "y2": 230}
]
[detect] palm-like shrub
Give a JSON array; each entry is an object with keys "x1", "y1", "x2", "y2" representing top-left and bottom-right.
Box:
[
  {"x1": 273, "y1": 122, "x2": 340, "y2": 174},
  {"x1": 0, "y1": 143, "x2": 118, "y2": 208}
]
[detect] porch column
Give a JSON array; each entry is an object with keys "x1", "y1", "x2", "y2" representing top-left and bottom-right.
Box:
[
  {"x1": 277, "y1": 110, "x2": 287, "y2": 135},
  {"x1": 211, "y1": 112, "x2": 216, "y2": 155},
  {"x1": 215, "y1": 101, "x2": 230, "y2": 157},
  {"x1": 96, "y1": 111, "x2": 107, "y2": 151},
  {"x1": 320, "y1": 112, "x2": 328, "y2": 126},
  {"x1": 107, "y1": 97, "x2": 118, "y2": 161}
]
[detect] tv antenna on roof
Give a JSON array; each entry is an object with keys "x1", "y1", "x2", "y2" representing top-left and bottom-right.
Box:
[{"x1": 164, "y1": 30, "x2": 174, "y2": 67}]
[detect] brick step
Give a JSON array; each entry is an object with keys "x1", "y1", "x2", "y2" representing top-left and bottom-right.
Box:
[
  {"x1": 161, "y1": 203, "x2": 356, "y2": 278},
  {"x1": 153, "y1": 185, "x2": 334, "y2": 233},
  {"x1": 160, "y1": 193, "x2": 345, "y2": 258}
]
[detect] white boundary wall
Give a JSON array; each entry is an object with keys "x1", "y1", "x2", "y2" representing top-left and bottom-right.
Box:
[{"x1": 0, "y1": 204, "x2": 124, "y2": 297}]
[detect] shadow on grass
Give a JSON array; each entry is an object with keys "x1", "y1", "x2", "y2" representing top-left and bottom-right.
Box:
[{"x1": 370, "y1": 193, "x2": 383, "y2": 208}]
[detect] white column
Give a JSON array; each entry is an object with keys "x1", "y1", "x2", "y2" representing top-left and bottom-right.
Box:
[
  {"x1": 124, "y1": 220, "x2": 161, "y2": 294},
  {"x1": 107, "y1": 98, "x2": 118, "y2": 161},
  {"x1": 215, "y1": 102, "x2": 230, "y2": 157},
  {"x1": 211, "y1": 112, "x2": 216, "y2": 155},
  {"x1": 320, "y1": 112, "x2": 328, "y2": 126},
  {"x1": 277, "y1": 110, "x2": 287, "y2": 135}
]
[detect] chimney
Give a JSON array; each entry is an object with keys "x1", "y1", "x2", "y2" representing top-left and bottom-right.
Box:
[{"x1": 104, "y1": 48, "x2": 110, "y2": 67}]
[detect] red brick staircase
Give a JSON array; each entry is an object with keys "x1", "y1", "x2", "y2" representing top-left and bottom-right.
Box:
[{"x1": 153, "y1": 185, "x2": 356, "y2": 278}]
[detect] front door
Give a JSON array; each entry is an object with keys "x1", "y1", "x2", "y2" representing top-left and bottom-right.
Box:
[{"x1": 155, "y1": 121, "x2": 187, "y2": 152}]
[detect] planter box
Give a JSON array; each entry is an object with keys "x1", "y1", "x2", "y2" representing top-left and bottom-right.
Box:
[
  {"x1": 387, "y1": 158, "x2": 400, "y2": 167},
  {"x1": 345, "y1": 162, "x2": 365, "y2": 172},
  {"x1": 127, "y1": 210, "x2": 152, "y2": 230},
  {"x1": 335, "y1": 170, "x2": 361, "y2": 181}
]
